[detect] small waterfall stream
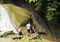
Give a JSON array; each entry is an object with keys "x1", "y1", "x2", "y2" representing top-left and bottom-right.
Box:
[{"x1": 0, "y1": 5, "x2": 18, "y2": 35}]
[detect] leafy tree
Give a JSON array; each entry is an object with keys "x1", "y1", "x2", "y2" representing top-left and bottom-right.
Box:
[
  {"x1": 25, "y1": 0, "x2": 60, "y2": 27},
  {"x1": 25, "y1": 0, "x2": 38, "y2": 3}
]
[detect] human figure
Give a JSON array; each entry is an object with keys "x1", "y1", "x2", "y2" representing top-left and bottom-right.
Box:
[
  {"x1": 34, "y1": 13, "x2": 40, "y2": 23},
  {"x1": 34, "y1": 13, "x2": 40, "y2": 20},
  {"x1": 13, "y1": 28, "x2": 23, "y2": 40},
  {"x1": 18, "y1": 28, "x2": 23, "y2": 36},
  {"x1": 26, "y1": 22, "x2": 31, "y2": 34},
  {"x1": 29, "y1": 15, "x2": 33, "y2": 25},
  {"x1": 31, "y1": 25, "x2": 35, "y2": 33}
]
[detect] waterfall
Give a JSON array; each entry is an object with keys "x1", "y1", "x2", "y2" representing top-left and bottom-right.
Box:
[{"x1": 0, "y1": 5, "x2": 18, "y2": 35}]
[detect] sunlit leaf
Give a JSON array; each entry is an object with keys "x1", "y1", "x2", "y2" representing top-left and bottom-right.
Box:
[{"x1": 29, "y1": 0, "x2": 38, "y2": 3}]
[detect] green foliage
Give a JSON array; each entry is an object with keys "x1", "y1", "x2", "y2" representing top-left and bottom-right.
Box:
[
  {"x1": 22, "y1": 35, "x2": 42, "y2": 42},
  {"x1": 25, "y1": 0, "x2": 60, "y2": 26},
  {"x1": 46, "y1": 6, "x2": 56, "y2": 21},
  {"x1": 47, "y1": 7, "x2": 56, "y2": 11},
  {"x1": 26, "y1": 0, "x2": 38, "y2": 3},
  {"x1": 35, "y1": 1, "x2": 42, "y2": 11},
  {"x1": 46, "y1": 0, "x2": 58, "y2": 21},
  {"x1": 29, "y1": 0, "x2": 37, "y2": 3},
  {"x1": 46, "y1": 12, "x2": 54, "y2": 21}
]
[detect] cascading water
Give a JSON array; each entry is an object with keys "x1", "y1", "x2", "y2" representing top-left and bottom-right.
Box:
[{"x1": 0, "y1": 5, "x2": 18, "y2": 35}]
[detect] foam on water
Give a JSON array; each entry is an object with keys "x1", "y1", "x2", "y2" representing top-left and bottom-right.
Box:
[{"x1": 0, "y1": 5, "x2": 18, "y2": 35}]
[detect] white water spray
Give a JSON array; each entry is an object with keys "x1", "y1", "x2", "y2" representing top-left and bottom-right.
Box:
[{"x1": 0, "y1": 5, "x2": 18, "y2": 35}]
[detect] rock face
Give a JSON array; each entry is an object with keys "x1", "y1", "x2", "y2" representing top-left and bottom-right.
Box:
[
  {"x1": 32, "y1": 15, "x2": 60, "y2": 42},
  {"x1": 3, "y1": 0, "x2": 24, "y2": 3},
  {"x1": 3, "y1": 0, "x2": 11, "y2": 3}
]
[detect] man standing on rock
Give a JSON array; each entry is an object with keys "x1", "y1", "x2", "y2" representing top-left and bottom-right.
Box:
[{"x1": 26, "y1": 22, "x2": 31, "y2": 34}]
